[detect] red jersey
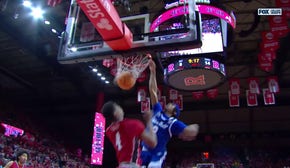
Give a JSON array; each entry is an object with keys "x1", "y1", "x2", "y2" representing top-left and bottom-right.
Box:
[
  {"x1": 10, "y1": 161, "x2": 26, "y2": 168},
  {"x1": 106, "y1": 119, "x2": 145, "y2": 165}
]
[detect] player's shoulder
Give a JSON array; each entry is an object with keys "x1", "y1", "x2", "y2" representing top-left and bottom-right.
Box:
[{"x1": 4, "y1": 161, "x2": 14, "y2": 167}]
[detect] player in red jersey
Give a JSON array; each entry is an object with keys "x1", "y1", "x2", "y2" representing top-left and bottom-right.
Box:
[
  {"x1": 4, "y1": 150, "x2": 29, "y2": 168},
  {"x1": 101, "y1": 101, "x2": 157, "y2": 168}
]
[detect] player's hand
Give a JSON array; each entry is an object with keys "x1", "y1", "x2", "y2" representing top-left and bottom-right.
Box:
[
  {"x1": 148, "y1": 59, "x2": 156, "y2": 72},
  {"x1": 142, "y1": 109, "x2": 153, "y2": 123}
]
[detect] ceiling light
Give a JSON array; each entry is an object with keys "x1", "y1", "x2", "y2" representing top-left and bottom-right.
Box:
[
  {"x1": 31, "y1": 7, "x2": 44, "y2": 19},
  {"x1": 92, "y1": 68, "x2": 98, "y2": 72},
  {"x1": 44, "y1": 20, "x2": 50, "y2": 25},
  {"x1": 101, "y1": 77, "x2": 106, "y2": 80},
  {"x1": 105, "y1": 81, "x2": 110, "y2": 84},
  {"x1": 97, "y1": 73, "x2": 102, "y2": 76},
  {"x1": 23, "y1": 0, "x2": 32, "y2": 8},
  {"x1": 51, "y1": 28, "x2": 57, "y2": 33}
]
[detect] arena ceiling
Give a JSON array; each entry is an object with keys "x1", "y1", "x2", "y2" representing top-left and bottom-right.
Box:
[{"x1": 0, "y1": 0, "x2": 289, "y2": 150}]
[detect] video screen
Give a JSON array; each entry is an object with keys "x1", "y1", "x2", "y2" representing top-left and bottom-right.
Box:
[{"x1": 160, "y1": 17, "x2": 223, "y2": 57}]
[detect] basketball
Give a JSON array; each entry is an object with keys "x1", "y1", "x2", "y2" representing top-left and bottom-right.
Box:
[{"x1": 115, "y1": 71, "x2": 136, "y2": 90}]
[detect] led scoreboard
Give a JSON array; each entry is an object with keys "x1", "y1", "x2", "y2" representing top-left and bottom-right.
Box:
[{"x1": 164, "y1": 57, "x2": 225, "y2": 91}]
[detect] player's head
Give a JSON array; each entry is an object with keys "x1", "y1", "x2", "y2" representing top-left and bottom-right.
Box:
[
  {"x1": 16, "y1": 150, "x2": 28, "y2": 163},
  {"x1": 165, "y1": 103, "x2": 180, "y2": 118},
  {"x1": 101, "y1": 101, "x2": 124, "y2": 122}
]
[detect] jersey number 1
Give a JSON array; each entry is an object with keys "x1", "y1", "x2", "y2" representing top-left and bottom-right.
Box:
[{"x1": 116, "y1": 131, "x2": 123, "y2": 151}]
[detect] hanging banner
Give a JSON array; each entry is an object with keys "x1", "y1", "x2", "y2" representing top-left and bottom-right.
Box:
[
  {"x1": 110, "y1": 64, "x2": 117, "y2": 76},
  {"x1": 275, "y1": 0, "x2": 290, "y2": 18},
  {"x1": 263, "y1": 88, "x2": 276, "y2": 105},
  {"x1": 137, "y1": 87, "x2": 147, "y2": 102},
  {"x1": 173, "y1": 95, "x2": 183, "y2": 110},
  {"x1": 229, "y1": 78, "x2": 240, "y2": 95},
  {"x1": 91, "y1": 113, "x2": 105, "y2": 165},
  {"x1": 258, "y1": 53, "x2": 273, "y2": 72},
  {"x1": 246, "y1": 90, "x2": 258, "y2": 106},
  {"x1": 260, "y1": 31, "x2": 279, "y2": 52},
  {"x1": 247, "y1": 77, "x2": 260, "y2": 94},
  {"x1": 157, "y1": 86, "x2": 163, "y2": 101},
  {"x1": 228, "y1": 91, "x2": 240, "y2": 107},
  {"x1": 267, "y1": 76, "x2": 280, "y2": 93},
  {"x1": 268, "y1": 15, "x2": 289, "y2": 38},
  {"x1": 141, "y1": 97, "x2": 150, "y2": 113},
  {"x1": 47, "y1": 0, "x2": 62, "y2": 7},
  {"x1": 169, "y1": 89, "x2": 179, "y2": 100},
  {"x1": 192, "y1": 91, "x2": 204, "y2": 100},
  {"x1": 206, "y1": 88, "x2": 219, "y2": 99},
  {"x1": 102, "y1": 58, "x2": 115, "y2": 68},
  {"x1": 160, "y1": 96, "x2": 167, "y2": 110}
]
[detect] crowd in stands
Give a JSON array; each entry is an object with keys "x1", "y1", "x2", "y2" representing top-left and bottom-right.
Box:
[{"x1": 0, "y1": 111, "x2": 90, "y2": 168}]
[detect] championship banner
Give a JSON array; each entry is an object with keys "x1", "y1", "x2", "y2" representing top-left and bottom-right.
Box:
[
  {"x1": 157, "y1": 86, "x2": 163, "y2": 101},
  {"x1": 160, "y1": 96, "x2": 167, "y2": 110},
  {"x1": 141, "y1": 97, "x2": 150, "y2": 113},
  {"x1": 169, "y1": 89, "x2": 179, "y2": 100},
  {"x1": 192, "y1": 91, "x2": 204, "y2": 100},
  {"x1": 229, "y1": 78, "x2": 240, "y2": 95},
  {"x1": 275, "y1": 0, "x2": 290, "y2": 18},
  {"x1": 268, "y1": 15, "x2": 289, "y2": 38},
  {"x1": 258, "y1": 53, "x2": 273, "y2": 72},
  {"x1": 206, "y1": 88, "x2": 218, "y2": 99},
  {"x1": 247, "y1": 77, "x2": 260, "y2": 94},
  {"x1": 102, "y1": 58, "x2": 115, "y2": 68},
  {"x1": 267, "y1": 76, "x2": 280, "y2": 93},
  {"x1": 263, "y1": 88, "x2": 276, "y2": 105},
  {"x1": 260, "y1": 31, "x2": 279, "y2": 52},
  {"x1": 80, "y1": 22, "x2": 95, "y2": 42},
  {"x1": 228, "y1": 90, "x2": 240, "y2": 107},
  {"x1": 173, "y1": 95, "x2": 183, "y2": 110},
  {"x1": 91, "y1": 113, "x2": 105, "y2": 165},
  {"x1": 246, "y1": 90, "x2": 258, "y2": 106},
  {"x1": 137, "y1": 86, "x2": 147, "y2": 102}
]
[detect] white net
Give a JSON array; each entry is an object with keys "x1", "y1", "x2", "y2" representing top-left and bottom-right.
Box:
[{"x1": 116, "y1": 53, "x2": 151, "y2": 79}]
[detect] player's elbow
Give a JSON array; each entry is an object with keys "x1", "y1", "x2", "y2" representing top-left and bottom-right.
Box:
[
  {"x1": 179, "y1": 124, "x2": 199, "y2": 141},
  {"x1": 147, "y1": 135, "x2": 157, "y2": 148}
]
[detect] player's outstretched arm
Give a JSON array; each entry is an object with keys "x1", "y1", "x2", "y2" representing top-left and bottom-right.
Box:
[
  {"x1": 178, "y1": 124, "x2": 199, "y2": 141},
  {"x1": 140, "y1": 110, "x2": 157, "y2": 148},
  {"x1": 148, "y1": 58, "x2": 158, "y2": 106}
]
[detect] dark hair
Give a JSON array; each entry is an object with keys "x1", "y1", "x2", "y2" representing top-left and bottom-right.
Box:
[
  {"x1": 101, "y1": 101, "x2": 117, "y2": 121},
  {"x1": 16, "y1": 150, "x2": 29, "y2": 161}
]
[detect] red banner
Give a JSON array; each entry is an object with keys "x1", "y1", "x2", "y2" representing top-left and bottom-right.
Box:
[
  {"x1": 247, "y1": 77, "x2": 260, "y2": 94},
  {"x1": 103, "y1": 58, "x2": 115, "y2": 68},
  {"x1": 192, "y1": 91, "x2": 204, "y2": 100},
  {"x1": 228, "y1": 91, "x2": 240, "y2": 107},
  {"x1": 110, "y1": 64, "x2": 117, "y2": 76},
  {"x1": 229, "y1": 78, "x2": 240, "y2": 95},
  {"x1": 80, "y1": 22, "x2": 95, "y2": 42},
  {"x1": 141, "y1": 97, "x2": 150, "y2": 113},
  {"x1": 206, "y1": 88, "x2": 218, "y2": 99},
  {"x1": 268, "y1": 15, "x2": 289, "y2": 38},
  {"x1": 260, "y1": 31, "x2": 279, "y2": 52},
  {"x1": 275, "y1": 0, "x2": 290, "y2": 18},
  {"x1": 246, "y1": 90, "x2": 258, "y2": 106},
  {"x1": 173, "y1": 95, "x2": 183, "y2": 110},
  {"x1": 137, "y1": 87, "x2": 147, "y2": 102},
  {"x1": 47, "y1": 0, "x2": 62, "y2": 7},
  {"x1": 263, "y1": 88, "x2": 276, "y2": 105},
  {"x1": 258, "y1": 53, "x2": 273, "y2": 72},
  {"x1": 267, "y1": 76, "x2": 280, "y2": 93},
  {"x1": 160, "y1": 96, "x2": 166, "y2": 110},
  {"x1": 76, "y1": 0, "x2": 132, "y2": 50},
  {"x1": 169, "y1": 89, "x2": 179, "y2": 100},
  {"x1": 91, "y1": 113, "x2": 105, "y2": 165}
]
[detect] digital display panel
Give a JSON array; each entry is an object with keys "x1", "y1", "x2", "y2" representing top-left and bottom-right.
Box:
[
  {"x1": 1, "y1": 123, "x2": 24, "y2": 137},
  {"x1": 160, "y1": 17, "x2": 223, "y2": 57},
  {"x1": 91, "y1": 113, "x2": 105, "y2": 165}
]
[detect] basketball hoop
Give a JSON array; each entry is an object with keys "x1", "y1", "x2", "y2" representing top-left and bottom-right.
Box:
[
  {"x1": 114, "y1": 53, "x2": 151, "y2": 90},
  {"x1": 116, "y1": 53, "x2": 151, "y2": 79}
]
